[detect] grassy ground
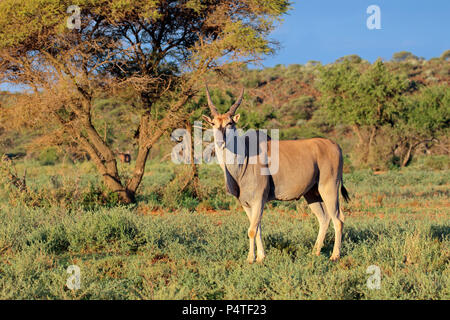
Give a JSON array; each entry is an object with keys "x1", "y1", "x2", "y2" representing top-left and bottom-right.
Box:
[{"x1": 0, "y1": 159, "x2": 448, "y2": 299}]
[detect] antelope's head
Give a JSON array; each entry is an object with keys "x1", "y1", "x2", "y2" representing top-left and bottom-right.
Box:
[{"x1": 202, "y1": 85, "x2": 244, "y2": 149}]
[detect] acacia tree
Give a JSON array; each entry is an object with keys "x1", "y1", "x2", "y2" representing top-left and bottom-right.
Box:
[
  {"x1": 319, "y1": 59, "x2": 409, "y2": 165},
  {"x1": 0, "y1": 0, "x2": 289, "y2": 203},
  {"x1": 393, "y1": 85, "x2": 449, "y2": 167}
]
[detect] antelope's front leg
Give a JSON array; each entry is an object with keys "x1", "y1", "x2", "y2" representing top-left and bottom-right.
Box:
[
  {"x1": 243, "y1": 206, "x2": 255, "y2": 263},
  {"x1": 246, "y1": 202, "x2": 265, "y2": 264}
]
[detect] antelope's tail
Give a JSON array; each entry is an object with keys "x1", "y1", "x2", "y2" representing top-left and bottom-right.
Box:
[{"x1": 341, "y1": 182, "x2": 350, "y2": 203}]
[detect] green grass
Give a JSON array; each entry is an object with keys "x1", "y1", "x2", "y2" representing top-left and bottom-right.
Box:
[{"x1": 0, "y1": 159, "x2": 448, "y2": 299}]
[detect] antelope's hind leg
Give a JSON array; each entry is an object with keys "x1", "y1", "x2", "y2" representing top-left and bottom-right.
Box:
[
  {"x1": 318, "y1": 182, "x2": 344, "y2": 261},
  {"x1": 304, "y1": 186, "x2": 330, "y2": 256}
]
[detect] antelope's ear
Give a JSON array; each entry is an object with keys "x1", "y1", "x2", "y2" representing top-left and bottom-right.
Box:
[
  {"x1": 202, "y1": 115, "x2": 213, "y2": 126},
  {"x1": 232, "y1": 114, "x2": 240, "y2": 123}
]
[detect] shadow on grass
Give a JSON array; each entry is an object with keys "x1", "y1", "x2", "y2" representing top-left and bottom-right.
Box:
[
  {"x1": 264, "y1": 232, "x2": 299, "y2": 259},
  {"x1": 430, "y1": 225, "x2": 450, "y2": 241},
  {"x1": 264, "y1": 232, "x2": 343, "y2": 260},
  {"x1": 389, "y1": 189, "x2": 450, "y2": 199},
  {"x1": 343, "y1": 225, "x2": 386, "y2": 244}
]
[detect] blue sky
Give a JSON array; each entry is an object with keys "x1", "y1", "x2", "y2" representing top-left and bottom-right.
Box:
[{"x1": 261, "y1": 0, "x2": 450, "y2": 67}]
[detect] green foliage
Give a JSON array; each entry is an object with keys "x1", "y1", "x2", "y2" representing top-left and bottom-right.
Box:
[
  {"x1": 319, "y1": 59, "x2": 409, "y2": 128},
  {"x1": 335, "y1": 54, "x2": 363, "y2": 64},
  {"x1": 241, "y1": 107, "x2": 274, "y2": 128},
  {"x1": 404, "y1": 85, "x2": 449, "y2": 137},
  {"x1": 413, "y1": 155, "x2": 450, "y2": 171},
  {"x1": 0, "y1": 0, "x2": 290, "y2": 59},
  {"x1": 383, "y1": 84, "x2": 450, "y2": 168},
  {"x1": 81, "y1": 184, "x2": 120, "y2": 210},
  {"x1": 392, "y1": 51, "x2": 419, "y2": 62},
  {"x1": 423, "y1": 156, "x2": 450, "y2": 171},
  {"x1": 441, "y1": 50, "x2": 450, "y2": 61},
  {"x1": 0, "y1": 0, "x2": 164, "y2": 49},
  {"x1": 282, "y1": 96, "x2": 317, "y2": 123},
  {"x1": 37, "y1": 147, "x2": 60, "y2": 166},
  {"x1": 279, "y1": 126, "x2": 323, "y2": 140},
  {"x1": 0, "y1": 161, "x2": 123, "y2": 210}
]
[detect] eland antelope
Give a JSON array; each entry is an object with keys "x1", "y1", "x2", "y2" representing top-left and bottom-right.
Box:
[{"x1": 202, "y1": 85, "x2": 350, "y2": 263}]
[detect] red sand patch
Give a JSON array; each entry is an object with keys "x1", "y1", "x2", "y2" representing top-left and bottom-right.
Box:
[{"x1": 137, "y1": 205, "x2": 166, "y2": 216}]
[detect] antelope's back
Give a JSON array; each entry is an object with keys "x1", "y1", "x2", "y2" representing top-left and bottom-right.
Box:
[{"x1": 267, "y1": 138, "x2": 342, "y2": 201}]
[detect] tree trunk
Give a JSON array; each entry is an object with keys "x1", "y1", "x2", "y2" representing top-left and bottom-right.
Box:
[
  {"x1": 79, "y1": 134, "x2": 133, "y2": 204},
  {"x1": 186, "y1": 122, "x2": 201, "y2": 198},
  {"x1": 72, "y1": 87, "x2": 194, "y2": 204},
  {"x1": 126, "y1": 92, "x2": 193, "y2": 199},
  {"x1": 79, "y1": 118, "x2": 134, "y2": 204},
  {"x1": 401, "y1": 143, "x2": 413, "y2": 167},
  {"x1": 352, "y1": 124, "x2": 369, "y2": 164},
  {"x1": 352, "y1": 124, "x2": 364, "y2": 147},
  {"x1": 400, "y1": 139, "x2": 436, "y2": 168},
  {"x1": 366, "y1": 126, "x2": 378, "y2": 164}
]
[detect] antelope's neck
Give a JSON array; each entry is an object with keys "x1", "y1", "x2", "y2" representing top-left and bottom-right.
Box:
[{"x1": 214, "y1": 136, "x2": 245, "y2": 181}]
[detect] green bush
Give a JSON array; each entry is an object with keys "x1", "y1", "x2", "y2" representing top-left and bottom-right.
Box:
[
  {"x1": 423, "y1": 155, "x2": 450, "y2": 170},
  {"x1": 279, "y1": 126, "x2": 323, "y2": 140},
  {"x1": 409, "y1": 155, "x2": 450, "y2": 171},
  {"x1": 81, "y1": 184, "x2": 120, "y2": 210},
  {"x1": 37, "y1": 147, "x2": 60, "y2": 166}
]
